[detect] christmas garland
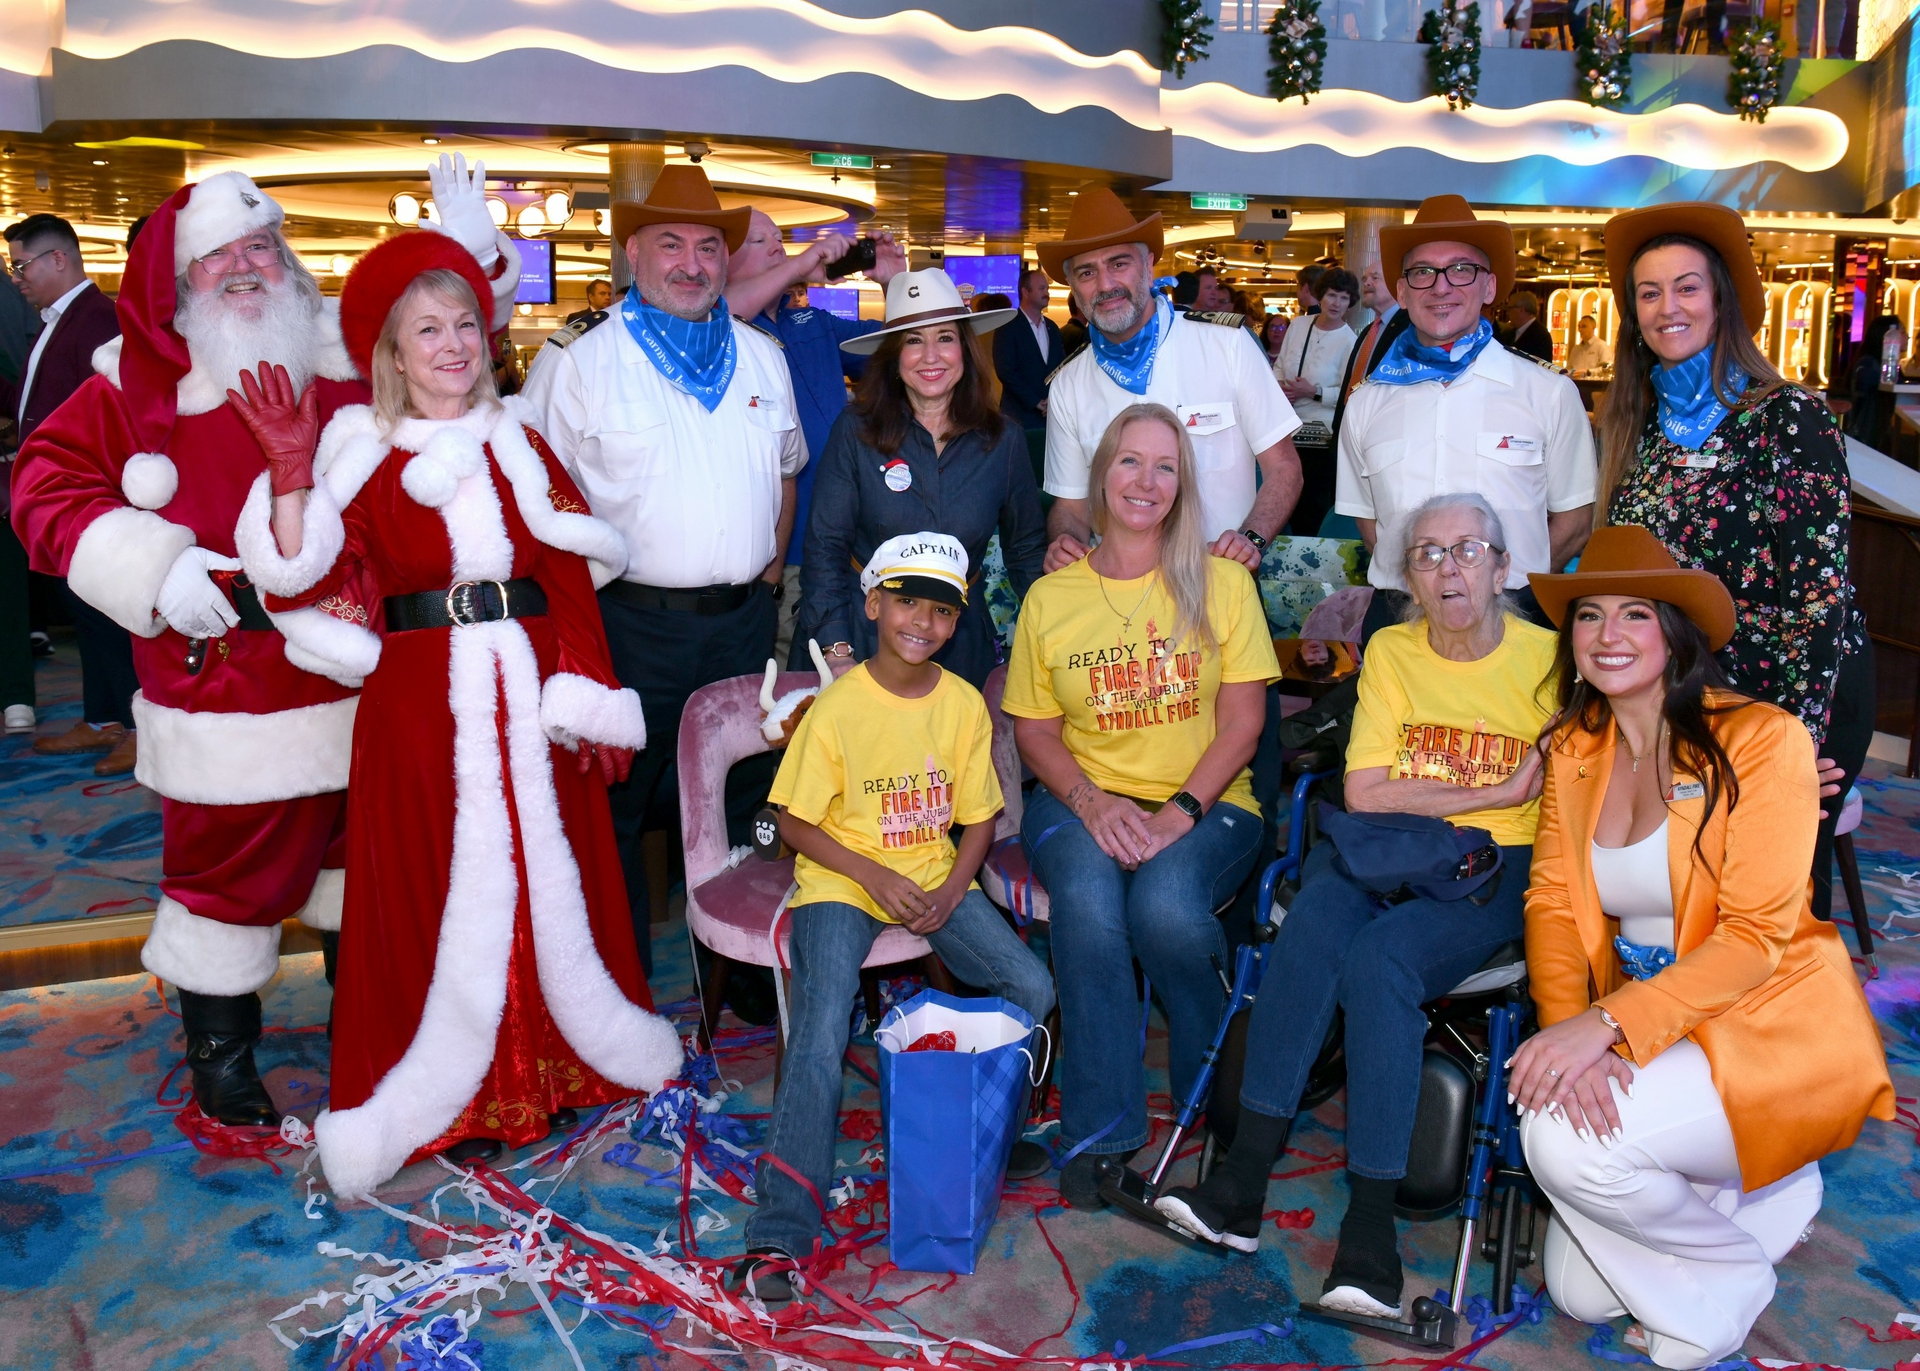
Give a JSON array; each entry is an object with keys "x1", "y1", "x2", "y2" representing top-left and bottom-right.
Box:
[
  {"x1": 1575, "y1": 1, "x2": 1631, "y2": 108},
  {"x1": 1266, "y1": 0, "x2": 1329, "y2": 104},
  {"x1": 1160, "y1": 0, "x2": 1215, "y2": 78},
  {"x1": 1728, "y1": 19, "x2": 1783, "y2": 123},
  {"x1": 1419, "y1": 0, "x2": 1483, "y2": 110}
]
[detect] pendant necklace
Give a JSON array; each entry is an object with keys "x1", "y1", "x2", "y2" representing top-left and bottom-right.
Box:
[
  {"x1": 1094, "y1": 561, "x2": 1157, "y2": 635},
  {"x1": 1627, "y1": 722, "x2": 1666, "y2": 773}
]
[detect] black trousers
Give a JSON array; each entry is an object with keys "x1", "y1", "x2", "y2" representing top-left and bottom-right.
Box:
[
  {"x1": 1287, "y1": 443, "x2": 1337, "y2": 539},
  {"x1": 62, "y1": 583, "x2": 138, "y2": 727},
  {"x1": 0, "y1": 518, "x2": 31, "y2": 710},
  {"x1": 598, "y1": 583, "x2": 778, "y2": 974},
  {"x1": 1812, "y1": 640, "x2": 1876, "y2": 923}
]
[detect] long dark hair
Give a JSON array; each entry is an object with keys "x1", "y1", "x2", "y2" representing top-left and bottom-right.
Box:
[
  {"x1": 1597, "y1": 233, "x2": 1785, "y2": 517},
  {"x1": 1539, "y1": 598, "x2": 1754, "y2": 864},
  {"x1": 851, "y1": 323, "x2": 1004, "y2": 456}
]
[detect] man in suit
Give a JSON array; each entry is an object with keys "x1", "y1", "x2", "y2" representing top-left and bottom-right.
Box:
[
  {"x1": 1506, "y1": 290, "x2": 1555, "y2": 363},
  {"x1": 5, "y1": 213, "x2": 138, "y2": 773},
  {"x1": 993, "y1": 264, "x2": 1064, "y2": 433},
  {"x1": 1324, "y1": 260, "x2": 1412, "y2": 502}
]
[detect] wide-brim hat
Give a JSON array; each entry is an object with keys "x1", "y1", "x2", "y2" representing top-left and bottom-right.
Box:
[
  {"x1": 340, "y1": 231, "x2": 498, "y2": 381},
  {"x1": 839, "y1": 269, "x2": 1015, "y2": 356},
  {"x1": 1379, "y1": 195, "x2": 1515, "y2": 303},
  {"x1": 1035, "y1": 184, "x2": 1163, "y2": 286},
  {"x1": 611, "y1": 165, "x2": 750, "y2": 253},
  {"x1": 1528, "y1": 525, "x2": 1736, "y2": 652},
  {"x1": 1603, "y1": 202, "x2": 1765, "y2": 333}
]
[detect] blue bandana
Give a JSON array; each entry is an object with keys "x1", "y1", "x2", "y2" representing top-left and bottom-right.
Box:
[
  {"x1": 1650, "y1": 344, "x2": 1747, "y2": 450},
  {"x1": 1371, "y1": 316, "x2": 1496, "y2": 387},
  {"x1": 620, "y1": 285, "x2": 737, "y2": 412},
  {"x1": 1614, "y1": 935, "x2": 1677, "y2": 982},
  {"x1": 1088, "y1": 294, "x2": 1172, "y2": 395}
]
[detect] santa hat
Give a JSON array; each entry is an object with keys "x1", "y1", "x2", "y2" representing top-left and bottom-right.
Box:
[
  {"x1": 339, "y1": 231, "x2": 497, "y2": 382},
  {"x1": 108, "y1": 183, "x2": 202, "y2": 510},
  {"x1": 172, "y1": 171, "x2": 284, "y2": 276}
]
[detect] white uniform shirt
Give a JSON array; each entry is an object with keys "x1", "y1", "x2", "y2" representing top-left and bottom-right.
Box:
[
  {"x1": 1043, "y1": 312, "x2": 1300, "y2": 540},
  {"x1": 1335, "y1": 342, "x2": 1596, "y2": 592},
  {"x1": 523, "y1": 315, "x2": 806, "y2": 588}
]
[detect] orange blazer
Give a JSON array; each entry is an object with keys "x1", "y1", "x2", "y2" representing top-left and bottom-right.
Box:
[{"x1": 1525, "y1": 692, "x2": 1893, "y2": 1191}]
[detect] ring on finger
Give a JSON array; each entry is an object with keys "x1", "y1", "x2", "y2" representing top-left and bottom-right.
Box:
[{"x1": 1546, "y1": 1068, "x2": 1560, "y2": 1079}]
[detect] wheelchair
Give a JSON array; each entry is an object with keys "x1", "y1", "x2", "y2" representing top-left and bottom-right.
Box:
[{"x1": 1097, "y1": 769, "x2": 1545, "y2": 1349}]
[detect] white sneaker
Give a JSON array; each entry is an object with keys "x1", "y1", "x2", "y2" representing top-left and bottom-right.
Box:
[{"x1": 3, "y1": 704, "x2": 34, "y2": 734}]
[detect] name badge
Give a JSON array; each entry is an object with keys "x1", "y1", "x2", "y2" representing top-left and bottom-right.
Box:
[
  {"x1": 1176, "y1": 402, "x2": 1236, "y2": 436},
  {"x1": 883, "y1": 459, "x2": 912, "y2": 492},
  {"x1": 1488, "y1": 434, "x2": 1539, "y2": 453},
  {"x1": 1669, "y1": 781, "x2": 1705, "y2": 801},
  {"x1": 1671, "y1": 452, "x2": 1719, "y2": 470}
]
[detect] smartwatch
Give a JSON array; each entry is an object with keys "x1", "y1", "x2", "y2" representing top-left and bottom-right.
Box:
[
  {"x1": 1240, "y1": 528, "x2": 1269, "y2": 552},
  {"x1": 1168, "y1": 790, "x2": 1203, "y2": 822}
]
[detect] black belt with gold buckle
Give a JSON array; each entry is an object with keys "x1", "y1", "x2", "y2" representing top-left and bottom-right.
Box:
[{"x1": 384, "y1": 578, "x2": 549, "y2": 631}]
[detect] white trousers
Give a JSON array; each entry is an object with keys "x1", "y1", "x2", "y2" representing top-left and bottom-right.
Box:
[{"x1": 1520, "y1": 1038, "x2": 1822, "y2": 1370}]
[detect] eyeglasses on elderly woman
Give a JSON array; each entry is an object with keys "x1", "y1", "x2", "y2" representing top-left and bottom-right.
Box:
[{"x1": 1406, "y1": 537, "x2": 1503, "y2": 573}]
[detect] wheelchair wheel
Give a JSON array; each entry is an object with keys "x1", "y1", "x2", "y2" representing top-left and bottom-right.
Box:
[{"x1": 1205, "y1": 1009, "x2": 1345, "y2": 1151}]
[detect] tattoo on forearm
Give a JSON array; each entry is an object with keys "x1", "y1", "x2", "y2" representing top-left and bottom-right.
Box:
[{"x1": 1065, "y1": 780, "x2": 1098, "y2": 815}]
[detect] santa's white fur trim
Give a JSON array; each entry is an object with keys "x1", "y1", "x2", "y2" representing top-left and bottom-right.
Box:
[
  {"x1": 400, "y1": 427, "x2": 486, "y2": 510},
  {"x1": 132, "y1": 692, "x2": 357, "y2": 804},
  {"x1": 141, "y1": 895, "x2": 283, "y2": 997},
  {"x1": 91, "y1": 299, "x2": 359, "y2": 414},
  {"x1": 540, "y1": 673, "x2": 646, "y2": 752},
  {"x1": 120, "y1": 452, "x2": 178, "y2": 511},
  {"x1": 313, "y1": 403, "x2": 388, "y2": 507},
  {"x1": 296, "y1": 867, "x2": 345, "y2": 933},
  {"x1": 233, "y1": 473, "x2": 346, "y2": 598},
  {"x1": 174, "y1": 171, "x2": 283, "y2": 275},
  {"x1": 270, "y1": 607, "x2": 382, "y2": 687},
  {"x1": 66, "y1": 508, "x2": 197, "y2": 638}
]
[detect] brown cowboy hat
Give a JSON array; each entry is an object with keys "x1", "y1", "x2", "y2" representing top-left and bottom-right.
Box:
[
  {"x1": 1603, "y1": 201, "x2": 1765, "y2": 333},
  {"x1": 1035, "y1": 184, "x2": 1163, "y2": 285},
  {"x1": 1378, "y1": 195, "x2": 1515, "y2": 303},
  {"x1": 611, "y1": 165, "x2": 751, "y2": 253},
  {"x1": 1528, "y1": 525, "x2": 1736, "y2": 651}
]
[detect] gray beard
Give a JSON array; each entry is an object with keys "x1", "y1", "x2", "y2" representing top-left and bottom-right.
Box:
[
  {"x1": 174, "y1": 276, "x2": 323, "y2": 397},
  {"x1": 1092, "y1": 287, "x2": 1151, "y2": 340}
]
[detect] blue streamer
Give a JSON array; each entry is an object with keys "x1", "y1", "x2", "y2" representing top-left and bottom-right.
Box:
[{"x1": 394, "y1": 1314, "x2": 484, "y2": 1370}]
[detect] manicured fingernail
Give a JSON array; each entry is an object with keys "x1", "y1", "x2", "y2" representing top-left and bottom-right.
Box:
[
  {"x1": 1612, "y1": 1127, "x2": 1624, "y2": 1141},
  {"x1": 1507, "y1": 1092, "x2": 1515, "y2": 1105},
  {"x1": 1576, "y1": 1127, "x2": 1590, "y2": 1142}
]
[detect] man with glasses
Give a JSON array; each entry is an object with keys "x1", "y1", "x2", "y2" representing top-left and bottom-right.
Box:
[
  {"x1": 3, "y1": 214, "x2": 133, "y2": 758},
  {"x1": 1335, "y1": 196, "x2": 1594, "y2": 643}
]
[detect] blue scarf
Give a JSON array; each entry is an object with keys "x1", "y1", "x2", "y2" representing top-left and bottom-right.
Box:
[
  {"x1": 1650, "y1": 344, "x2": 1746, "y2": 450},
  {"x1": 1088, "y1": 294, "x2": 1172, "y2": 395},
  {"x1": 620, "y1": 285, "x2": 737, "y2": 412},
  {"x1": 1614, "y1": 935, "x2": 1676, "y2": 981},
  {"x1": 1370, "y1": 316, "x2": 1496, "y2": 387}
]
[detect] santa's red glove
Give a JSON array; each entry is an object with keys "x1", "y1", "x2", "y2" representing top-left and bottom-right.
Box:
[
  {"x1": 578, "y1": 743, "x2": 634, "y2": 786},
  {"x1": 228, "y1": 362, "x2": 320, "y2": 495}
]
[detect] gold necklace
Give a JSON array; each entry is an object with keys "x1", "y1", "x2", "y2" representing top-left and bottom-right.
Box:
[
  {"x1": 1626, "y1": 722, "x2": 1666, "y2": 773},
  {"x1": 1094, "y1": 563, "x2": 1157, "y2": 634}
]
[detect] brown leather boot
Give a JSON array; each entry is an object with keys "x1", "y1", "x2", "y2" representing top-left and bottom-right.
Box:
[{"x1": 94, "y1": 729, "x2": 137, "y2": 777}]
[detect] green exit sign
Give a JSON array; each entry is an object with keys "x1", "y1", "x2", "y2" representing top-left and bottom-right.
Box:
[
  {"x1": 1190, "y1": 192, "x2": 1248, "y2": 211},
  {"x1": 811, "y1": 153, "x2": 874, "y2": 169}
]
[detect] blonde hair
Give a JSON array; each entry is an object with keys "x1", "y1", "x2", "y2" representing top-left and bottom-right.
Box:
[
  {"x1": 1086, "y1": 402, "x2": 1217, "y2": 653},
  {"x1": 371, "y1": 269, "x2": 500, "y2": 430}
]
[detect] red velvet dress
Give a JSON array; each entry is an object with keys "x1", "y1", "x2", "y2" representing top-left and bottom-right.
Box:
[{"x1": 246, "y1": 397, "x2": 684, "y2": 1199}]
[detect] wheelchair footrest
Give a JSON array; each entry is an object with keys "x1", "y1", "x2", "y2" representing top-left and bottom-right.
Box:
[
  {"x1": 1093, "y1": 1159, "x2": 1220, "y2": 1251},
  {"x1": 1300, "y1": 1296, "x2": 1459, "y2": 1350}
]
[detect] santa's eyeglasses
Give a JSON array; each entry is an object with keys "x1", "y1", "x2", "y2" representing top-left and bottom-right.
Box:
[
  {"x1": 1402, "y1": 262, "x2": 1492, "y2": 290},
  {"x1": 194, "y1": 241, "x2": 282, "y2": 273}
]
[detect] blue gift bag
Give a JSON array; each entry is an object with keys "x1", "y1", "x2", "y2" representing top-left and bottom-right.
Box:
[{"x1": 875, "y1": 988, "x2": 1037, "y2": 1274}]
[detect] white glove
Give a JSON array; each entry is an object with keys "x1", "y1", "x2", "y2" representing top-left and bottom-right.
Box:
[
  {"x1": 156, "y1": 547, "x2": 244, "y2": 639},
  {"x1": 425, "y1": 152, "x2": 499, "y2": 268}
]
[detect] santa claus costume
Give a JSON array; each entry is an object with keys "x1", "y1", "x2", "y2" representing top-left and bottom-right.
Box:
[
  {"x1": 9, "y1": 172, "x2": 488, "y2": 1126},
  {"x1": 235, "y1": 230, "x2": 682, "y2": 1199}
]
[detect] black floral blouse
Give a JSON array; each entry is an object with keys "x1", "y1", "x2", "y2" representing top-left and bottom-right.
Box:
[{"x1": 1609, "y1": 385, "x2": 1865, "y2": 751}]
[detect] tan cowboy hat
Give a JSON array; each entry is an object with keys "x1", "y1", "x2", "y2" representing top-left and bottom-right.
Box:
[
  {"x1": 1528, "y1": 525, "x2": 1736, "y2": 651},
  {"x1": 611, "y1": 165, "x2": 751, "y2": 253},
  {"x1": 1603, "y1": 202, "x2": 1766, "y2": 333},
  {"x1": 840, "y1": 269, "x2": 1016, "y2": 356},
  {"x1": 1035, "y1": 184, "x2": 1163, "y2": 286},
  {"x1": 1378, "y1": 195, "x2": 1515, "y2": 303}
]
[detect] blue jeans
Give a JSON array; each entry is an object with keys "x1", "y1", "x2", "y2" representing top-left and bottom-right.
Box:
[
  {"x1": 1238, "y1": 841, "x2": 1531, "y2": 1178},
  {"x1": 1024, "y1": 784, "x2": 1262, "y2": 1156},
  {"x1": 744, "y1": 891, "x2": 1055, "y2": 1258}
]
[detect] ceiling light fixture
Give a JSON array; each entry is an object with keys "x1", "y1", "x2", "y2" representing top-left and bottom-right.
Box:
[
  {"x1": 594, "y1": 208, "x2": 612, "y2": 236},
  {"x1": 542, "y1": 190, "x2": 573, "y2": 226},
  {"x1": 517, "y1": 203, "x2": 549, "y2": 235},
  {"x1": 422, "y1": 136, "x2": 441, "y2": 146},
  {"x1": 485, "y1": 196, "x2": 509, "y2": 227},
  {"x1": 329, "y1": 254, "x2": 353, "y2": 276},
  {"x1": 389, "y1": 192, "x2": 422, "y2": 225}
]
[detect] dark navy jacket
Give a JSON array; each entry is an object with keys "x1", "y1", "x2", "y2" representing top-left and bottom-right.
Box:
[{"x1": 762, "y1": 305, "x2": 883, "y2": 566}]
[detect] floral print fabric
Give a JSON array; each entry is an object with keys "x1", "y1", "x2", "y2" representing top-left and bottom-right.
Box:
[{"x1": 1609, "y1": 385, "x2": 1865, "y2": 750}]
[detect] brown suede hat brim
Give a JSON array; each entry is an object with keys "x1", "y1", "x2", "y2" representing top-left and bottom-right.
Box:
[{"x1": 1604, "y1": 202, "x2": 1765, "y2": 333}]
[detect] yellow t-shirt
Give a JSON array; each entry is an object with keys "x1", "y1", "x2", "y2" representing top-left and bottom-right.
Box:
[
  {"x1": 1345, "y1": 616, "x2": 1558, "y2": 847},
  {"x1": 1002, "y1": 557, "x2": 1281, "y2": 816},
  {"x1": 769, "y1": 664, "x2": 1003, "y2": 923}
]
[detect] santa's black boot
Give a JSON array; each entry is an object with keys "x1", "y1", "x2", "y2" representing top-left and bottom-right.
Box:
[
  {"x1": 178, "y1": 989, "x2": 280, "y2": 1127},
  {"x1": 320, "y1": 930, "x2": 340, "y2": 1039}
]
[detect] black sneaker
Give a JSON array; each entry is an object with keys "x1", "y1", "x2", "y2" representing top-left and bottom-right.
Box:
[
  {"x1": 1319, "y1": 1230, "x2": 1404, "y2": 1317},
  {"x1": 1154, "y1": 1184, "x2": 1262, "y2": 1253},
  {"x1": 726, "y1": 1247, "x2": 796, "y2": 1306}
]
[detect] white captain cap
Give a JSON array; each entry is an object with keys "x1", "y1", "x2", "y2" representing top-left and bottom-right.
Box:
[{"x1": 860, "y1": 532, "x2": 969, "y2": 607}]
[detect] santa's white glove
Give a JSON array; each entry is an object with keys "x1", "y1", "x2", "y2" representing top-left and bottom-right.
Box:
[
  {"x1": 425, "y1": 152, "x2": 500, "y2": 269},
  {"x1": 156, "y1": 546, "x2": 244, "y2": 639}
]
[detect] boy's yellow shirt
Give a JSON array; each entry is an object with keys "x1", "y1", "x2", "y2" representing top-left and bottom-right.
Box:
[{"x1": 770, "y1": 663, "x2": 1003, "y2": 923}]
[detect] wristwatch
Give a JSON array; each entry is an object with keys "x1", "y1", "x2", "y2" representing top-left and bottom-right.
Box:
[
  {"x1": 1168, "y1": 790, "x2": 1203, "y2": 822},
  {"x1": 825, "y1": 642, "x2": 854, "y2": 658},
  {"x1": 1597, "y1": 1007, "x2": 1625, "y2": 1044},
  {"x1": 1240, "y1": 528, "x2": 1269, "y2": 552}
]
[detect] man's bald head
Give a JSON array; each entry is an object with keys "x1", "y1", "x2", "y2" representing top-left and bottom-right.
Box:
[{"x1": 739, "y1": 209, "x2": 788, "y2": 278}]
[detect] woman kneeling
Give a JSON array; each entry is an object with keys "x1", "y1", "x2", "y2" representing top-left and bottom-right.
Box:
[
  {"x1": 1512, "y1": 527, "x2": 1892, "y2": 1369},
  {"x1": 1156, "y1": 492, "x2": 1555, "y2": 1320}
]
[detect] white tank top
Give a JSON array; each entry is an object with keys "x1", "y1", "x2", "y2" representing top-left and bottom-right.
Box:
[{"x1": 1591, "y1": 818, "x2": 1674, "y2": 950}]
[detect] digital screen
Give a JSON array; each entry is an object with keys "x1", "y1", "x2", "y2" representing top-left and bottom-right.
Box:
[
  {"x1": 944, "y1": 254, "x2": 1022, "y2": 301},
  {"x1": 514, "y1": 238, "x2": 554, "y2": 305},
  {"x1": 808, "y1": 286, "x2": 862, "y2": 321}
]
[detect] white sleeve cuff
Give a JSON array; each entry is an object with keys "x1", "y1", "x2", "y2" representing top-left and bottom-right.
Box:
[
  {"x1": 489, "y1": 232, "x2": 521, "y2": 332},
  {"x1": 66, "y1": 507, "x2": 198, "y2": 638},
  {"x1": 540, "y1": 672, "x2": 646, "y2": 751},
  {"x1": 270, "y1": 606, "x2": 382, "y2": 687},
  {"x1": 232, "y1": 472, "x2": 347, "y2": 598}
]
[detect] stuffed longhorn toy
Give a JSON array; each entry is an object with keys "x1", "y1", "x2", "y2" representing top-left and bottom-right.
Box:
[{"x1": 759, "y1": 639, "x2": 836, "y2": 746}]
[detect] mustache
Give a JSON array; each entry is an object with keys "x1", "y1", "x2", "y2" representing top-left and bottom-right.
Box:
[{"x1": 665, "y1": 268, "x2": 712, "y2": 289}]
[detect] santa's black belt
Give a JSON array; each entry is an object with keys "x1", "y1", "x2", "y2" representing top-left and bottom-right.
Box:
[
  {"x1": 384, "y1": 578, "x2": 549, "y2": 631},
  {"x1": 226, "y1": 575, "x2": 277, "y2": 632},
  {"x1": 599, "y1": 579, "x2": 760, "y2": 615}
]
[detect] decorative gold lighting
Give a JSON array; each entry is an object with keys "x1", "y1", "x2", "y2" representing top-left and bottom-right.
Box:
[
  {"x1": 485, "y1": 196, "x2": 509, "y2": 227},
  {"x1": 594, "y1": 208, "x2": 612, "y2": 237},
  {"x1": 517, "y1": 203, "x2": 549, "y2": 235},
  {"x1": 74, "y1": 137, "x2": 206, "y2": 151},
  {"x1": 542, "y1": 190, "x2": 573, "y2": 226},
  {"x1": 388, "y1": 192, "x2": 422, "y2": 226},
  {"x1": 329, "y1": 254, "x2": 353, "y2": 276}
]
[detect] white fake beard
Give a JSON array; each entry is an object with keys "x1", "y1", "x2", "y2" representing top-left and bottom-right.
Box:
[{"x1": 174, "y1": 273, "x2": 323, "y2": 397}]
